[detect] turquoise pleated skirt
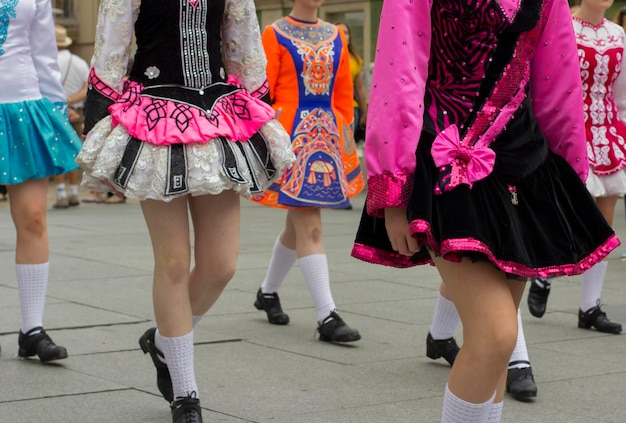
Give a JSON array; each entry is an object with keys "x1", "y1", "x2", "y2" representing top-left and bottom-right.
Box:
[{"x1": 0, "y1": 98, "x2": 81, "y2": 184}]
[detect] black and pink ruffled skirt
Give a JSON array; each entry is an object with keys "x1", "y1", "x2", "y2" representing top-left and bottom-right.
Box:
[{"x1": 353, "y1": 109, "x2": 619, "y2": 278}]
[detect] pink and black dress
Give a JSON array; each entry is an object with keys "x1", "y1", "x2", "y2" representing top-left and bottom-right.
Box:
[
  {"x1": 574, "y1": 16, "x2": 626, "y2": 197},
  {"x1": 351, "y1": 0, "x2": 619, "y2": 277},
  {"x1": 77, "y1": 0, "x2": 294, "y2": 201}
]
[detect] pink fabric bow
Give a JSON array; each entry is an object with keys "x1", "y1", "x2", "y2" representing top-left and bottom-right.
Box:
[{"x1": 431, "y1": 124, "x2": 496, "y2": 192}]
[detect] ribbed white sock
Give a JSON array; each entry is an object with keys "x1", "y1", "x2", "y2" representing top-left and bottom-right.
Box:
[
  {"x1": 442, "y1": 384, "x2": 495, "y2": 423},
  {"x1": 487, "y1": 401, "x2": 503, "y2": 423},
  {"x1": 508, "y1": 308, "x2": 530, "y2": 369},
  {"x1": 298, "y1": 254, "x2": 336, "y2": 321},
  {"x1": 261, "y1": 236, "x2": 297, "y2": 294},
  {"x1": 159, "y1": 331, "x2": 198, "y2": 400},
  {"x1": 430, "y1": 292, "x2": 460, "y2": 340},
  {"x1": 68, "y1": 185, "x2": 79, "y2": 196},
  {"x1": 16, "y1": 262, "x2": 49, "y2": 333},
  {"x1": 154, "y1": 318, "x2": 202, "y2": 364},
  {"x1": 581, "y1": 261, "x2": 608, "y2": 312}
]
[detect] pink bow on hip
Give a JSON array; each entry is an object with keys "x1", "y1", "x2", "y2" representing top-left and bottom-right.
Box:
[{"x1": 431, "y1": 124, "x2": 496, "y2": 193}]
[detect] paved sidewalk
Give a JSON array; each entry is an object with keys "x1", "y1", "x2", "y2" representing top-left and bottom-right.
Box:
[{"x1": 0, "y1": 185, "x2": 624, "y2": 422}]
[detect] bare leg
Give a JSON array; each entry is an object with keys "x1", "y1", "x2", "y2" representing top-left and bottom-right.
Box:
[
  {"x1": 286, "y1": 208, "x2": 325, "y2": 257},
  {"x1": 432, "y1": 255, "x2": 525, "y2": 404},
  {"x1": 188, "y1": 191, "x2": 240, "y2": 315},
  {"x1": 595, "y1": 195, "x2": 618, "y2": 227},
  {"x1": 140, "y1": 197, "x2": 192, "y2": 337},
  {"x1": 8, "y1": 179, "x2": 49, "y2": 264}
]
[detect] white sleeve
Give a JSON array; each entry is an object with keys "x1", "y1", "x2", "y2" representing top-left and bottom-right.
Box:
[
  {"x1": 221, "y1": 0, "x2": 267, "y2": 92},
  {"x1": 91, "y1": 0, "x2": 140, "y2": 93},
  {"x1": 30, "y1": 0, "x2": 65, "y2": 104}
]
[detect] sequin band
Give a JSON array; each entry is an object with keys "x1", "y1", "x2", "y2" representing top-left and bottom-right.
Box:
[{"x1": 365, "y1": 173, "x2": 413, "y2": 218}]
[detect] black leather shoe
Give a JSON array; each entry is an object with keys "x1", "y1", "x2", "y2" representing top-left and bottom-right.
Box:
[
  {"x1": 171, "y1": 396, "x2": 202, "y2": 423},
  {"x1": 139, "y1": 327, "x2": 173, "y2": 402},
  {"x1": 506, "y1": 365, "x2": 537, "y2": 401},
  {"x1": 426, "y1": 332, "x2": 459, "y2": 366},
  {"x1": 527, "y1": 277, "x2": 551, "y2": 318},
  {"x1": 254, "y1": 288, "x2": 290, "y2": 325},
  {"x1": 18, "y1": 327, "x2": 68, "y2": 362},
  {"x1": 317, "y1": 311, "x2": 361, "y2": 343},
  {"x1": 578, "y1": 305, "x2": 622, "y2": 334}
]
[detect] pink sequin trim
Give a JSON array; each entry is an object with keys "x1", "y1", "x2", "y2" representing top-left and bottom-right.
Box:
[
  {"x1": 366, "y1": 173, "x2": 413, "y2": 218},
  {"x1": 431, "y1": 9, "x2": 542, "y2": 194},
  {"x1": 351, "y1": 243, "x2": 422, "y2": 269},
  {"x1": 109, "y1": 76, "x2": 275, "y2": 146},
  {"x1": 408, "y1": 219, "x2": 620, "y2": 277}
]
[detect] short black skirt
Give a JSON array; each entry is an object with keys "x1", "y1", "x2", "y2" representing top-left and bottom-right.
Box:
[{"x1": 353, "y1": 106, "x2": 619, "y2": 278}]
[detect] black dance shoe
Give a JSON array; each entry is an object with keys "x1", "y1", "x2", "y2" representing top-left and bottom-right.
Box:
[
  {"x1": 527, "y1": 277, "x2": 551, "y2": 318},
  {"x1": 139, "y1": 327, "x2": 174, "y2": 402},
  {"x1": 426, "y1": 332, "x2": 459, "y2": 366},
  {"x1": 18, "y1": 327, "x2": 68, "y2": 362},
  {"x1": 254, "y1": 288, "x2": 290, "y2": 325},
  {"x1": 171, "y1": 395, "x2": 203, "y2": 423},
  {"x1": 506, "y1": 365, "x2": 537, "y2": 401},
  {"x1": 578, "y1": 305, "x2": 622, "y2": 334},
  {"x1": 317, "y1": 311, "x2": 361, "y2": 343}
]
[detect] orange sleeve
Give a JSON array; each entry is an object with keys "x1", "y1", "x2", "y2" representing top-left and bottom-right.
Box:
[
  {"x1": 262, "y1": 26, "x2": 281, "y2": 104},
  {"x1": 333, "y1": 29, "x2": 355, "y2": 126}
]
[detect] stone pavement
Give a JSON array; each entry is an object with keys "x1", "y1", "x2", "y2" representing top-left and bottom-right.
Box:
[{"x1": 0, "y1": 184, "x2": 624, "y2": 422}]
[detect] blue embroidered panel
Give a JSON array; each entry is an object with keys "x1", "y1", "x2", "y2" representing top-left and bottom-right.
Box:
[{"x1": 0, "y1": 0, "x2": 19, "y2": 56}]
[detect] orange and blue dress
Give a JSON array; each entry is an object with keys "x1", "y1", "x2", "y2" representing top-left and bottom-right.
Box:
[{"x1": 251, "y1": 16, "x2": 364, "y2": 208}]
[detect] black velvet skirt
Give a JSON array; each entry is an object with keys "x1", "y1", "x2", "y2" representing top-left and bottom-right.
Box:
[{"x1": 352, "y1": 106, "x2": 619, "y2": 278}]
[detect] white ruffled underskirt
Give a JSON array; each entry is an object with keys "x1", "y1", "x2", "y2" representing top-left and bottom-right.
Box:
[
  {"x1": 77, "y1": 117, "x2": 294, "y2": 202},
  {"x1": 586, "y1": 168, "x2": 626, "y2": 197}
]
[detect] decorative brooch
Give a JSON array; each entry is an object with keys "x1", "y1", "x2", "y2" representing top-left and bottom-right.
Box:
[{"x1": 144, "y1": 66, "x2": 160, "y2": 80}]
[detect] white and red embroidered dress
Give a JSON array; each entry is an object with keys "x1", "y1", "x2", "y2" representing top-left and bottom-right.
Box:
[{"x1": 574, "y1": 17, "x2": 626, "y2": 176}]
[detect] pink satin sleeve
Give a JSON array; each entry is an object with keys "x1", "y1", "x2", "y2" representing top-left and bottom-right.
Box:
[
  {"x1": 530, "y1": 0, "x2": 589, "y2": 181},
  {"x1": 364, "y1": 0, "x2": 433, "y2": 217}
]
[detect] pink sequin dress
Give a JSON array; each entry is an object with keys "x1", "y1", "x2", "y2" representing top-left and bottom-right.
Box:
[{"x1": 352, "y1": 0, "x2": 619, "y2": 277}]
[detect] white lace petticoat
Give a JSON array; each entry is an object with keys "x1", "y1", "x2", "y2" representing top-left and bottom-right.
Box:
[{"x1": 77, "y1": 117, "x2": 294, "y2": 201}]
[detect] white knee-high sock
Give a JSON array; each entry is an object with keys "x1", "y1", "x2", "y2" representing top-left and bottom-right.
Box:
[
  {"x1": 430, "y1": 292, "x2": 460, "y2": 340},
  {"x1": 487, "y1": 401, "x2": 503, "y2": 423},
  {"x1": 298, "y1": 254, "x2": 336, "y2": 321},
  {"x1": 261, "y1": 236, "x2": 297, "y2": 294},
  {"x1": 16, "y1": 263, "x2": 49, "y2": 333},
  {"x1": 581, "y1": 261, "x2": 608, "y2": 312},
  {"x1": 442, "y1": 384, "x2": 495, "y2": 423},
  {"x1": 154, "y1": 316, "x2": 203, "y2": 363},
  {"x1": 159, "y1": 331, "x2": 198, "y2": 400},
  {"x1": 508, "y1": 308, "x2": 530, "y2": 369}
]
